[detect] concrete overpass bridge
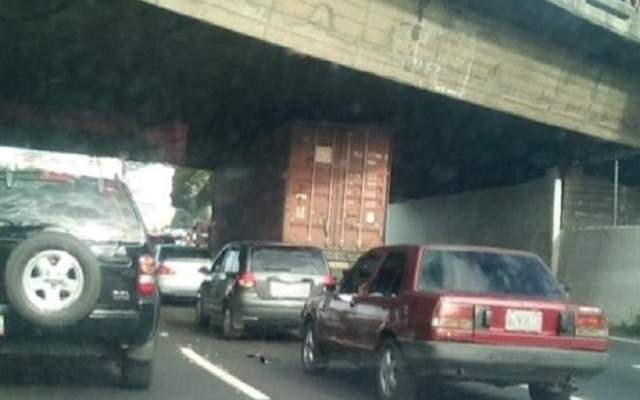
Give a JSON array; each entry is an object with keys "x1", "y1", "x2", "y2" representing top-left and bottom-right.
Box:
[{"x1": 0, "y1": 0, "x2": 638, "y2": 196}]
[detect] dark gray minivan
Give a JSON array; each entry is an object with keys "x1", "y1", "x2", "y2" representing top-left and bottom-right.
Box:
[{"x1": 196, "y1": 241, "x2": 333, "y2": 338}]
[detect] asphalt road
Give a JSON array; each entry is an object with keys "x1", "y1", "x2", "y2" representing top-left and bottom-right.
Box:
[{"x1": 0, "y1": 306, "x2": 636, "y2": 400}]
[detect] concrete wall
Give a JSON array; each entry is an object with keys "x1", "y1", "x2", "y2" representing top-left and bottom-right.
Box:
[
  {"x1": 558, "y1": 227, "x2": 640, "y2": 324},
  {"x1": 386, "y1": 177, "x2": 555, "y2": 265}
]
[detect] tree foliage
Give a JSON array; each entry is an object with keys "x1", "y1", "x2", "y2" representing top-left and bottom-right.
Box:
[{"x1": 171, "y1": 167, "x2": 212, "y2": 224}]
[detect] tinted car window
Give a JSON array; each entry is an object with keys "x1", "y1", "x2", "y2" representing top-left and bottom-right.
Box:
[
  {"x1": 420, "y1": 250, "x2": 563, "y2": 299},
  {"x1": 0, "y1": 175, "x2": 143, "y2": 243},
  {"x1": 250, "y1": 246, "x2": 327, "y2": 275},
  {"x1": 370, "y1": 252, "x2": 406, "y2": 296},
  {"x1": 159, "y1": 246, "x2": 210, "y2": 260},
  {"x1": 340, "y1": 251, "x2": 383, "y2": 294}
]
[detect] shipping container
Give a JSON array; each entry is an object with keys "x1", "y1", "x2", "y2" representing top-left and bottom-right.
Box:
[{"x1": 211, "y1": 121, "x2": 392, "y2": 271}]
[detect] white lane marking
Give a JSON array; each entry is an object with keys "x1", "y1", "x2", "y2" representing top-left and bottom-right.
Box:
[
  {"x1": 518, "y1": 385, "x2": 586, "y2": 400},
  {"x1": 610, "y1": 336, "x2": 640, "y2": 345},
  {"x1": 180, "y1": 346, "x2": 271, "y2": 400}
]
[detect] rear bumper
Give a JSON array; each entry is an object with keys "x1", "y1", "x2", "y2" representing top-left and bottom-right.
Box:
[
  {"x1": 231, "y1": 295, "x2": 305, "y2": 330},
  {"x1": 0, "y1": 301, "x2": 159, "y2": 358},
  {"x1": 398, "y1": 340, "x2": 608, "y2": 383},
  {"x1": 159, "y1": 288, "x2": 199, "y2": 299},
  {"x1": 158, "y1": 279, "x2": 200, "y2": 298}
]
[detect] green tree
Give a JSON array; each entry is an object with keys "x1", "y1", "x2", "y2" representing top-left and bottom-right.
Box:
[{"x1": 171, "y1": 167, "x2": 213, "y2": 227}]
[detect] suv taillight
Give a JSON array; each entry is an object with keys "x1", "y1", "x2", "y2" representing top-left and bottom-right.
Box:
[
  {"x1": 431, "y1": 300, "x2": 474, "y2": 342},
  {"x1": 138, "y1": 275, "x2": 156, "y2": 298},
  {"x1": 138, "y1": 255, "x2": 157, "y2": 298},
  {"x1": 576, "y1": 307, "x2": 608, "y2": 338},
  {"x1": 237, "y1": 272, "x2": 256, "y2": 288}
]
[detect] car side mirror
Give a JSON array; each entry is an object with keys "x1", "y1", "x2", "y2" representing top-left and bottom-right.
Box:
[
  {"x1": 198, "y1": 266, "x2": 210, "y2": 274},
  {"x1": 560, "y1": 282, "x2": 571, "y2": 296}
]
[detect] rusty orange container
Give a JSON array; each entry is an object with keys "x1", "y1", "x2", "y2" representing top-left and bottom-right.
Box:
[{"x1": 212, "y1": 121, "x2": 391, "y2": 269}]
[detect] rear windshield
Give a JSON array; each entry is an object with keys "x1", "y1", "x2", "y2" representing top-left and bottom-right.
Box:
[
  {"x1": 250, "y1": 246, "x2": 327, "y2": 275},
  {"x1": 160, "y1": 246, "x2": 210, "y2": 260},
  {"x1": 0, "y1": 175, "x2": 144, "y2": 243},
  {"x1": 420, "y1": 250, "x2": 563, "y2": 299}
]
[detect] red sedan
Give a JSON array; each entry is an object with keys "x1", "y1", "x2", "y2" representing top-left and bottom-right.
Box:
[{"x1": 301, "y1": 245, "x2": 608, "y2": 400}]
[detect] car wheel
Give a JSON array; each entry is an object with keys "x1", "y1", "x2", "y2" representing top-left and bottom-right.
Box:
[
  {"x1": 376, "y1": 340, "x2": 417, "y2": 400},
  {"x1": 528, "y1": 383, "x2": 572, "y2": 400},
  {"x1": 195, "y1": 298, "x2": 210, "y2": 328},
  {"x1": 121, "y1": 360, "x2": 153, "y2": 390},
  {"x1": 301, "y1": 321, "x2": 329, "y2": 374},
  {"x1": 222, "y1": 307, "x2": 243, "y2": 340},
  {"x1": 5, "y1": 232, "x2": 102, "y2": 328}
]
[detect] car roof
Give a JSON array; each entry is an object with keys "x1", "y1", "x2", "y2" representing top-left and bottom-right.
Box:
[
  {"x1": 378, "y1": 244, "x2": 538, "y2": 258},
  {"x1": 1, "y1": 168, "x2": 120, "y2": 183}
]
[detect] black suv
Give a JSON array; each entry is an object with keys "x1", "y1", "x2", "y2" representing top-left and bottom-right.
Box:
[{"x1": 0, "y1": 170, "x2": 159, "y2": 389}]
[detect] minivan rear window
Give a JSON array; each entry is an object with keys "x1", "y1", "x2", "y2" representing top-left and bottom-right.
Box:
[
  {"x1": 250, "y1": 246, "x2": 327, "y2": 275},
  {"x1": 420, "y1": 250, "x2": 563, "y2": 299},
  {"x1": 0, "y1": 175, "x2": 144, "y2": 243}
]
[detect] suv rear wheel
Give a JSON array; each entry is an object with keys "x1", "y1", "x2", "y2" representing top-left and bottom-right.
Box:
[
  {"x1": 121, "y1": 360, "x2": 153, "y2": 390},
  {"x1": 5, "y1": 232, "x2": 102, "y2": 328},
  {"x1": 376, "y1": 340, "x2": 417, "y2": 400},
  {"x1": 528, "y1": 383, "x2": 572, "y2": 400},
  {"x1": 301, "y1": 321, "x2": 328, "y2": 374}
]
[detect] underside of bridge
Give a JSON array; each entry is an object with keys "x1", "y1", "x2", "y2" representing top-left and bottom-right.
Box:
[{"x1": 0, "y1": 0, "x2": 636, "y2": 199}]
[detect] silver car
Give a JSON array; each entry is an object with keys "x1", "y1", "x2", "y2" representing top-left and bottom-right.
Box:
[
  {"x1": 155, "y1": 245, "x2": 212, "y2": 300},
  {"x1": 196, "y1": 241, "x2": 332, "y2": 339}
]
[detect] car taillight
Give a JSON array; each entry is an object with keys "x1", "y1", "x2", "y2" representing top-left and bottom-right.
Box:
[
  {"x1": 431, "y1": 300, "x2": 474, "y2": 342},
  {"x1": 576, "y1": 307, "x2": 608, "y2": 338},
  {"x1": 138, "y1": 275, "x2": 156, "y2": 298},
  {"x1": 323, "y1": 274, "x2": 337, "y2": 286},
  {"x1": 237, "y1": 272, "x2": 256, "y2": 288},
  {"x1": 138, "y1": 255, "x2": 157, "y2": 298},
  {"x1": 157, "y1": 264, "x2": 175, "y2": 275}
]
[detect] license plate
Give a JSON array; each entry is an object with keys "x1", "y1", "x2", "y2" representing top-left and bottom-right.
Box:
[
  {"x1": 270, "y1": 281, "x2": 310, "y2": 298},
  {"x1": 505, "y1": 309, "x2": 543, "y2": 333},
  {"x1": 0, "y1": 315, "x2": 4, "y2": 337}
]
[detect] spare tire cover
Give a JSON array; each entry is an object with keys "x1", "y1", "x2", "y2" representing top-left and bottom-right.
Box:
[{"x1": 5, "y1": 232, "x2": 102, "y2": 328}]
